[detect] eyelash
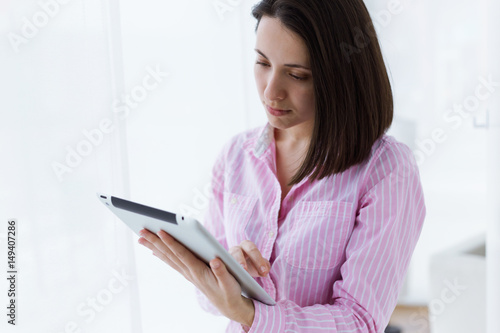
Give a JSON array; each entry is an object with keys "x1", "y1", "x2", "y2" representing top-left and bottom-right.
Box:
[{"x1": 255, "y1": 61, "x2": 307, "y2": 81}]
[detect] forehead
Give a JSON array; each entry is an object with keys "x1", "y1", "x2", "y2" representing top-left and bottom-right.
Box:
[{"x1": 255, "y1": 16, "x2": 310, "y2": 64}]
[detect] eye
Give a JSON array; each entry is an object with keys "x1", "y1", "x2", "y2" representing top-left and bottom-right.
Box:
[
  {"x1": 290, "y1": 74, "x2": 307, "y2": 81},
  {"x1": 256, "y1": 61, "x2": 270, "y2": 67}
]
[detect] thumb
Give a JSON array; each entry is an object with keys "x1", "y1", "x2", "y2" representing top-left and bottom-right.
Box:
[{"x1": 210, "y1": 259, "x2": 237, "y2": 291}]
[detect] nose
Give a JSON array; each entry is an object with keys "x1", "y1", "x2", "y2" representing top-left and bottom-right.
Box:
[{"x1": 264, "y1": 71, "x2": 286, "y2": 102}]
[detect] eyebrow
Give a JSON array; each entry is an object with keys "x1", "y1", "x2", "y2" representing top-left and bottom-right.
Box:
[{"x1": 255, "y1": 49, "x2": 311, "y2": 71}]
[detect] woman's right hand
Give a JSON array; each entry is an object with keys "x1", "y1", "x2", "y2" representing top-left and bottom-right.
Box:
[{"x1": 229, "y1": 240, "x2": 271, "y2": 278}]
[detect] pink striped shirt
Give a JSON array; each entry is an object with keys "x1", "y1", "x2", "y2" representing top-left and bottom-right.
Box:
[{"x1": 197, "y1": 123, "x2": 426, "y2": 332}]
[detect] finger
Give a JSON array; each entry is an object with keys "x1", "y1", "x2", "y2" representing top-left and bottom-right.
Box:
[
  {"x1": 139, "y1": 229, "x2": 186, "y2": 271},
  {"x1": 229, "y1": 246, "x2": 248, "y2": 271},
  {"x1": 210, "y1": 258, "x2": 241, "y2": 296},
  {"x1": 152, "y1": 248, "x2": 184, "y2": 274},
  {"x1": 157, "y1": 230, "x2": 207, "y2": 274},
  {"x1": 240, "y1": 240, "x2": 270, "y2": 277},
  {"x1": 138, "y1": 237, "x2": 183, "y2": 273},
  {"x1": 138, "y1": 235, "x2": 156, "y2": 251}
]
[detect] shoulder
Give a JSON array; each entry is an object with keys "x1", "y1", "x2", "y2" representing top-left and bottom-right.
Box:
[
  {"x1": 360, "y1": 134, "x2": 420, "y2": 186},
  {"x1": 370, "y1": 135, "x2": 416, "y2": 166},
  {"x1": 355, "y1": 134, "x2": 426, "y2": 229}
]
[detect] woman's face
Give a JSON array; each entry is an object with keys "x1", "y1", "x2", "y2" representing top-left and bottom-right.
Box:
[{"x1": 254, "y1": 16, "x2": 315, "y2": 135}]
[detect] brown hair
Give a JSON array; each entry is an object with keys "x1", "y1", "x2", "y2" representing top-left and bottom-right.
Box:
[{"x1": 252, "y1": 0, "x2": 393, "y2": 185}]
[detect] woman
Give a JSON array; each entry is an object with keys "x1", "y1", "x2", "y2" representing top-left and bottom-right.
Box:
[{"x1": 138, "y1": 0, "x2": 426, "y2": 332}]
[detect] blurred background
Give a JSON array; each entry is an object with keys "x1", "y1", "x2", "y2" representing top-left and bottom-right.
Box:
[{"x1": 0, "y1": 0, "x2": 499, "y2": 332}]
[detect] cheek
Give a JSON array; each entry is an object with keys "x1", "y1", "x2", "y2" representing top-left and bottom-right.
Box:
[{"x1": 295, "y1": 87, "x2": 315, "y2": 112}]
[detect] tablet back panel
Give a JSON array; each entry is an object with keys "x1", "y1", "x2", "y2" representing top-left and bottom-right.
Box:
[{"x1": 97, "y1": 193, "x2": 275, "y2": 306}]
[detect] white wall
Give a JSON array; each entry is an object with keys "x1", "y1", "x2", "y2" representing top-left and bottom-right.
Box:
[
  {"x1": 1, "y1": 1, "x2": 140, "y2": 332},
  {"x1": 486, "y1": 1, "x2": 500, "y2": 332}
]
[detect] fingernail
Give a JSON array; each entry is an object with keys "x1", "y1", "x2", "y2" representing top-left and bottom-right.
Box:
[
  {"x1": 260, "y1": 265, "x2": 267, "y2": 273},
  {"x1": 211, "y1": 260, "x2": 220, "y2": 269}
]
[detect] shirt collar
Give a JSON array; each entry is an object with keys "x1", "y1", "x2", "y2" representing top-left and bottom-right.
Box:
[
  {"x1": 243, "y1": 122, "x2": 314, "y2": 188},
  {"x1": 253, "y1": 122, "x2": 274, "y2": 158},
  {"x1": 243, "y1": 122, "x2": 274, "y2": 159}
]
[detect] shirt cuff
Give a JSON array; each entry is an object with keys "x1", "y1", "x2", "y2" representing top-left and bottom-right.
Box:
[{"x1": 247, "y1": 300, "x2": 285, "y2": 333}]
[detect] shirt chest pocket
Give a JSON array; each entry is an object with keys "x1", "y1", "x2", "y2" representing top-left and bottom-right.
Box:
[
  {"x1": 223, "y1": 192, "x2": 258, "y2": 248},
  {"x1": 285, "y1": 201, "x2": 354, "y2": 270}
]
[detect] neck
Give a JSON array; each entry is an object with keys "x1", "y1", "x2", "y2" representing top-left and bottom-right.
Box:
[{"x1": 274, "y1": 122, "x2": 313, "y2": 147}]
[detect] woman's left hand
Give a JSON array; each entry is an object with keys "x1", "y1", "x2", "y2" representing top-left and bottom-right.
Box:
[{"x1": 137, "y1": 229, "x2": 255, "y2": 327}]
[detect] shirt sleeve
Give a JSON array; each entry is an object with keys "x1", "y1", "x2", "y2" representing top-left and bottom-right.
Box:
[{"x1": 247, "y1": 143, "x2": 426, "y2": 333}]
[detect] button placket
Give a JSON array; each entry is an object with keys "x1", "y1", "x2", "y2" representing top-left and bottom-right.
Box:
[{"x1": 260, "y1": 184, "x2": 280, "y2": 260}]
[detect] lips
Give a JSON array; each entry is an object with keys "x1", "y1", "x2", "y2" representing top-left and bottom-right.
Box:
[{"x1": 266, "y1": 105, "x2": 291, "y2": 117}]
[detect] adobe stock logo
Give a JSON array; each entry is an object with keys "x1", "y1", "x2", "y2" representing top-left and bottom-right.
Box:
[
  {"x1": 7, "y1": 0, "x2": 73, "y2": 53},
  {"x1": 55, "y1": 269, "x2": 135, "y2": 333},
  {"x1": 340, "y1": 0, "x2": 408, "y2": 63},
  {"x1": 412, "y1": 75, "x2": 499, "y2": 166},
  {"x1": 51, "y1": 65, "x2": 169, "y2": 182},
  {"x1": 409, "y1": 278, "x2": 468, "y2": 331},
  {"x1": 212, "y1": 0, "x2": 242, "y2": 21}
]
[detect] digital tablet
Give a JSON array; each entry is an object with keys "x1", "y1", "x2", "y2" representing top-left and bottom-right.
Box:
[{"x1": 97, "y1": 193, "x2": 276, "y2": 306}]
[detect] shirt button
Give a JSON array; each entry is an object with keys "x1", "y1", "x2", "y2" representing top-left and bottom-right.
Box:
[
  {"x1": 231, "y1": 197, "x2": 238, "y2": 205},
  {"x1": 268, "y1": 231, "x2": 274, "y2": 238}
]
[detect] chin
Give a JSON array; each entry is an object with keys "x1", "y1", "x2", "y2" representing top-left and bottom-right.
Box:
[{"x1": 266, "y1": 116, "x2": 294, "y2": 130}]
